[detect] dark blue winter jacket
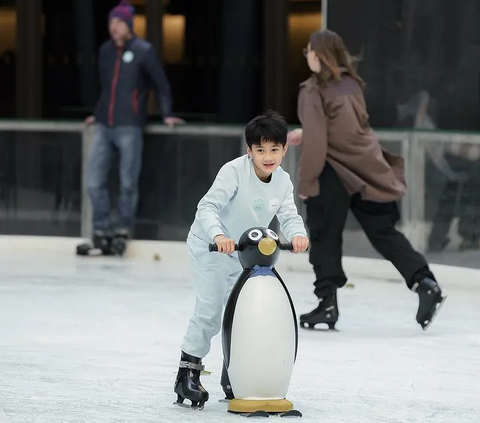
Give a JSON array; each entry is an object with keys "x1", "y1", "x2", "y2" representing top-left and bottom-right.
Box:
[{"x1": 94, "y1": 36, "x2": 173, "y2": 127}]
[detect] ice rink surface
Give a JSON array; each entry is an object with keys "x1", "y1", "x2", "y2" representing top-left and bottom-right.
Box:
[{"x1": 1, "y1": 245, "x2": 479, "y2": 423}]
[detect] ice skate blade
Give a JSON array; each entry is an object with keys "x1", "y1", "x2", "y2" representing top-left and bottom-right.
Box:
[
  {"x1": 76, "y1": 247, "x2": 103, "y2": 257},
  {"x1": 173, "y1": 394, "x2": 206, "y2": 410},
  {"x1": 173, "y1": 400, "x2": 205, "y2": 411},
  {"x1": 300, "y1": 321, "x2": 338, "y2": 331},
  {"x1": 76, "y1": 246, "x2": 119, "y2": 257},
  {"x1": 420, "y1": 295, "x2": 447, "y2": 330},
  {"x1": 111, "y1": 248, "x2": 126, "y2": 257}
]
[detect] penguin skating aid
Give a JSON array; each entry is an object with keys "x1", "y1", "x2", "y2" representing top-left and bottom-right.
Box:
[{"x1": 209, "y1": 227, "x2": 303, "y2": 418}]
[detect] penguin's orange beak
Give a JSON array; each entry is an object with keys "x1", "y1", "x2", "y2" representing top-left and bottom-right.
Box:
[{"x1": 258, "y1": 238, "x2": 277, "y2": 256}]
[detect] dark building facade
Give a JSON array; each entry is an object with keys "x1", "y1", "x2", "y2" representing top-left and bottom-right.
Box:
[
  {"x1": 2, "y1": 1, "x2": 480, "y2": 129},
  {"x1": 0, "y1": 0, "x2": 322, "y2": 124},
  {"x1": 327, "y1": 0, "x2": 480, "y2": 131}
]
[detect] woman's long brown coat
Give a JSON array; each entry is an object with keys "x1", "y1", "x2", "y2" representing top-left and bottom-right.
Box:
[{"x1": 296, "y1": 73, "x2": 406, "y2": 202}]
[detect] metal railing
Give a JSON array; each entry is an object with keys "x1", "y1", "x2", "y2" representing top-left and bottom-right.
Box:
[{"x1": 2, "y1": 120, "x2": 480, "y2": 255}]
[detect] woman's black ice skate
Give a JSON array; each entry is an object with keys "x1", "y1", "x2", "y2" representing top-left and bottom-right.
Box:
[
  {"x1": 412, "y1": 278, "x2": 446, "y2": 330},
  {"x1": 174, "y1": 351, "x2": 209, "y2": 410},
  {"x1": 300, "y1": 290, "x2": 339, "y2": 330}
]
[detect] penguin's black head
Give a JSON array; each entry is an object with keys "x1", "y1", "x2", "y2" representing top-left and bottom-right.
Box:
[{"x1": 238, "y1": 227, "x2": 280, "y2": 269}]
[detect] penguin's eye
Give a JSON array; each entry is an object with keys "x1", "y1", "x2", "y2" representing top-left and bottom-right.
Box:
[
  {"x1": 248, "y1": 229, "x2": 262, "y2": 241},
  {"x1": 266, "y1": 229, "x2": 279, "y2": 240}
]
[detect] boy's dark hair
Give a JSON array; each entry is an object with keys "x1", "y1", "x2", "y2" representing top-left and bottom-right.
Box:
[{"x1": 245, "y1": 110, "x2": 288, "y2": 148}]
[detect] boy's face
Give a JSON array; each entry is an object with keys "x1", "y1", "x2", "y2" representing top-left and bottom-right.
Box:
[{"x1": 247, "y1": 140, "x2": 288, "y2": 181}]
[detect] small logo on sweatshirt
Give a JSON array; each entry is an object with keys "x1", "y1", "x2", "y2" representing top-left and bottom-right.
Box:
[
  {"x1": 269, "y1": 199, "x2": 280, "y2": 211},
  {"x1": 123, "y1": 51, "x2": 134, "y2": 63},
  {"x1": 252, "y1": 197, "x2": 266, "y2": 211}
]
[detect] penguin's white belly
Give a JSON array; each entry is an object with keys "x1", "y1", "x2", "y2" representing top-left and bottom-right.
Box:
[{"x1": 228, "y1": 274, "x2": 296, "y2": 400}]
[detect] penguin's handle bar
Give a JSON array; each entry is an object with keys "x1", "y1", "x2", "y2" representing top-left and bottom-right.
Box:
[{"x1": 208, "y1": 243, "x2": 293, "y2": 252}]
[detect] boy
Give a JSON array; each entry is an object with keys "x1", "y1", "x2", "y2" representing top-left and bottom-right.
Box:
[{"x1": 174, "y1": 110, "x2": 309, "y2": 409}]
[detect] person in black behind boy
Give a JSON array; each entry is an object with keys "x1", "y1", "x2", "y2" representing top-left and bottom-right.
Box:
[{"x1": 79, "y1": 0, "x2": 184, "y2": 256}]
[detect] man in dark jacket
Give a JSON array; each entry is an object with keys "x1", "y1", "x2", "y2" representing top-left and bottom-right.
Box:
[{"x1": 84, "y1": 0, "x2": 183, "y2": 254}]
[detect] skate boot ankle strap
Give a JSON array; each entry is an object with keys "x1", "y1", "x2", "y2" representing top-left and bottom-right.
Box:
[
  {"x1": 411, "y1": 278, "x2": 440, "y2": 293},
  {"x1": 179, "y1": 360, "x2": 205, "y2": 371}
]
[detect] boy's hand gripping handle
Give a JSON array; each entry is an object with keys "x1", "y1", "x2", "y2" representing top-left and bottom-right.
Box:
[{"x1": 208, "y1": 243, "x2": 293, "y2": 252}]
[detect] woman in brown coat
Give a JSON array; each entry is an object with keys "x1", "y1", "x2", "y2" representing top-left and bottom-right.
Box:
[{"x1": 288, "y1": 30, "x2": 445, "y2": 331}]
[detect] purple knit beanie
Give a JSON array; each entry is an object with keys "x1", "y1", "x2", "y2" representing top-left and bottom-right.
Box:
[{"x1": 109, "y1": 0, "x2": 135, "y2": 31}]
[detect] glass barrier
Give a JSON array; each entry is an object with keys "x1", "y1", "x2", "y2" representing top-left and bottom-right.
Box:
[
  {"x1": 1, "y1": 121, "x2": 480, "y2": 270},
  {"x1": 0, "y1": 130, "x2": 82, "y2": 237},
  {"x1": 416, "y1": 131, "x2": 480, "y2": 268},
  {"x1": 97, "y1": 131, "x2": 245, "y2": 241}
]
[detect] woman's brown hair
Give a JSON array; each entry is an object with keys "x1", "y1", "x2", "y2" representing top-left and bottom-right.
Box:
[{"x1": 309, "y1": 29, "x2": 365, "y2": 89}]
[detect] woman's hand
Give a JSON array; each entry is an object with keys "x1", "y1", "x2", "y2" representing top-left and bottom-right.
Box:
[
  {"x1": 291, "y1": 235, "x2": 309, "y2": 253},
  {"x1": 287, "y1": 128, "x2": 303, "y2": 146}
]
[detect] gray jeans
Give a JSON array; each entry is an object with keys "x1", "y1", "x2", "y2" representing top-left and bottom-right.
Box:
[{"x1": 87, "y1": 124, "x2": 143, "y2": 232}]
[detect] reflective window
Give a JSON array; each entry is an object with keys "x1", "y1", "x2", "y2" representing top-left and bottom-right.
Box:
[{"x1": 0, "y1": 1, "x2": 16, "y2": 116}]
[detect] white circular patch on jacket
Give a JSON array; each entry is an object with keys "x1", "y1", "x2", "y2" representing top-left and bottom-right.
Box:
[{"x1": 123, "y1": 51, "x2": 134, "y2": 63}]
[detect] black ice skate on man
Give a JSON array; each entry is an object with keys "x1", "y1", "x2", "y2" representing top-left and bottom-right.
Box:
[{"x1": 76, "y1": 229, "x2": 129, "y2": 257}]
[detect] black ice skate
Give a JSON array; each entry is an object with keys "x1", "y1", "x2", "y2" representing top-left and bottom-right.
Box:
[
  {"x1": 76, "y1": 231, "x2": 113, "y2": 256},
  {"x1": 174, "y1": 351, "x2": 209, "y2": 410},
  {"x1": 300, "y1": 290, "x2": 339, "y2": 330},
  {"x1": 412, "y1": 278, "x2": 446, "y2": 330},
  {"x1": 110, "y1": 228, "x2": 129, "y2": 256}
]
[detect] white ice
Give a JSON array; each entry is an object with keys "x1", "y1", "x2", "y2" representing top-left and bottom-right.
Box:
[{"x1": 1, "y1": 245, "x2": 479, "y2": 423}]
